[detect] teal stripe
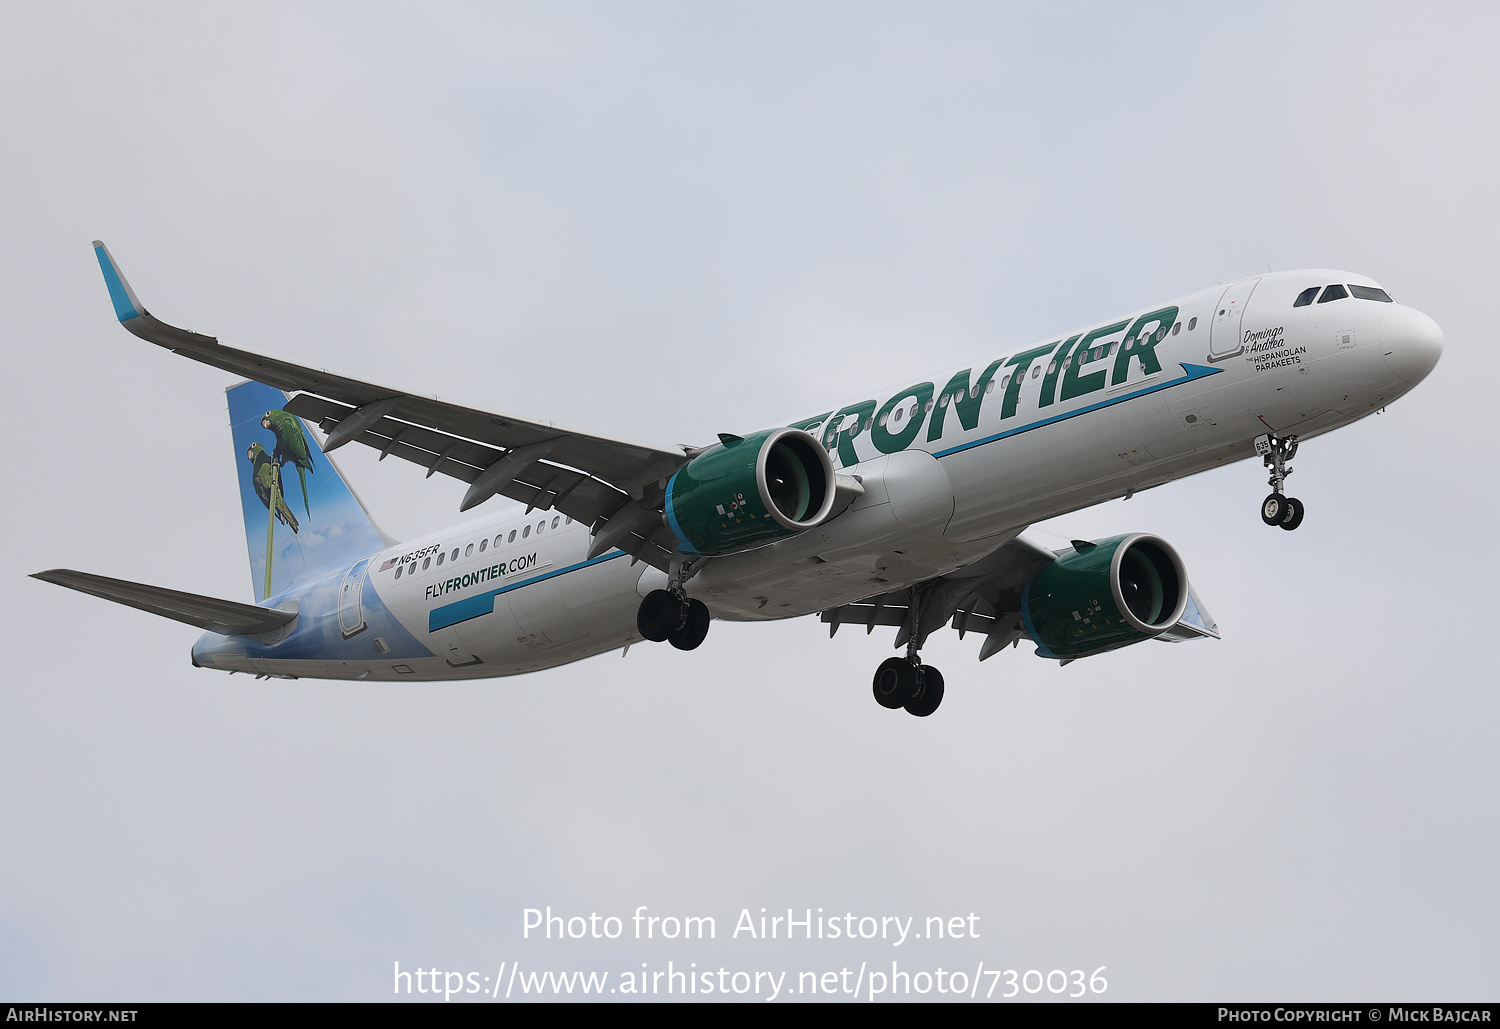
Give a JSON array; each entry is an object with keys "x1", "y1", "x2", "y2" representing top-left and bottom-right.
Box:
[
  {"x1": 662, "y1": 471, "x2": 700, "y2": 555},
  {"x1": 1019, "y1": 579, "x2": 1056, "y2": 659},
  {"x1": 932, "y1": 363, "x2": 1222, "y2": 460},
  {"x1": 428, "y1": 550, "x2": 627, "y2": 632}
]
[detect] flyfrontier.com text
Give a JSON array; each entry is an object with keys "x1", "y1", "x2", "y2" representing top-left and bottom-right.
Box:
[{"x1": 522, "y1": 906, "x2": 980, "y2": 946}]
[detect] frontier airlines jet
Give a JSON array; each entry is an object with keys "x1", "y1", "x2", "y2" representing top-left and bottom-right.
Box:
[{"x1": 34, "y1": 243, "x2": 1443, "y2": 716}]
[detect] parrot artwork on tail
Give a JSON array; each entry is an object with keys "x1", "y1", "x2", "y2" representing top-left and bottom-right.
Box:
[
  {"x1": 247, "y1": 442, "x2": 299, "y2": 534},
  {"x1": 261, "y1": 408, "x2": 316, "y2": 518}
]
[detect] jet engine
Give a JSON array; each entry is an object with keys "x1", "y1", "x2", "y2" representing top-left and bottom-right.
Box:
[
  {"x1": 1021, "y1": 533, "x2": 1189, "y2": 659},
  {"x1": 664, "y1": 428, "x2": 837, "y2": 555}
]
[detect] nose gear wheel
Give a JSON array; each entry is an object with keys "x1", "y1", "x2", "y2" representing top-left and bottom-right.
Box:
[{"x1": 1255, "y1": 433, "x2": 1305, "y2": 531}]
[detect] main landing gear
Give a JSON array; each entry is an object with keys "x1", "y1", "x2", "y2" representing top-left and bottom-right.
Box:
[
  {"x1": 872, "y1": 657, "x2": 944, "y2": 717},
  {"x1": 1255, "y1": 433, "x2": 1305, "y2": 532},
  {"x1": 636, "y1": 558, "x2": 711, "y2": 651},
  {"x1": 871, "y1": 583, "x2": 945, "y2": 717}
]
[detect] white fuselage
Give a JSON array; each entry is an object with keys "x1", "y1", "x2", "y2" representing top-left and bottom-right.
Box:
[{"x1": 191, "y1": 270, "x2": 1443, "y2": 681}]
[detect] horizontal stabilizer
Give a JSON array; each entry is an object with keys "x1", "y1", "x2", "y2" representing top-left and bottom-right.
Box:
[{"x1": 32, "y1": 569, "x2": 296, "y2": 636}]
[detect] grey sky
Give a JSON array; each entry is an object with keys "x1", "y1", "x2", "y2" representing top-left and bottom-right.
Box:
[{"x1": 3, "y1": 1, "x2": 1496, "y2": 1001}]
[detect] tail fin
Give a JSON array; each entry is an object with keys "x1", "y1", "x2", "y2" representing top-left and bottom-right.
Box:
[{"x1": 228, "y1": 380, "x2": 388, "y2": 600}]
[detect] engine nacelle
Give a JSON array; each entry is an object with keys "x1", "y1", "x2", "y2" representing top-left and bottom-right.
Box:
[
  {"x1": 664, "y1": 428, "x2": 837, "y2": 555},
  {"x1": 1021, "y1": 533, "x2": 1189, "y2": 660}
]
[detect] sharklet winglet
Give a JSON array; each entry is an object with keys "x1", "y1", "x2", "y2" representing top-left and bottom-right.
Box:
[{"x1": 92, "y1": 240, "x2": 147, "y2": 323}]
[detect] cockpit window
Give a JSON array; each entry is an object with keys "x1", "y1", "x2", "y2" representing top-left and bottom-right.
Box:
[
  {"x1": 1349, "y1": 284, "x2": 1394, "y2": 303},
  {"x1": 1293, "y1": 286, "x2": 1319, "y2": 307},
  {"x1": 1317, "y1": 284, "x2": 1349, "y2": 304}
]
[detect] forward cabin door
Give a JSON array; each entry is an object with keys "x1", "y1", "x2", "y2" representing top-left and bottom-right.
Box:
[
  {"x1": 1209, "y1": 278, "x2": 1260, "y2": 362},
  {"x1": 338, "y1": 557, "x2": 370, "y2": 639}
]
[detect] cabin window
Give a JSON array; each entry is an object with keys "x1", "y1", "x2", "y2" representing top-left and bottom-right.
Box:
[
  {"x1": 877, "y1": 411, "x2": 889, "y2": 427},
  {"x1": 394, "y1": 565, "x2": 403, "y2": 580},
  {"x1": 508, "y1": 530, "x2": 517, "y2": 543},
  {"x1": 891, "y1": 407, "x2": 903, "y2": 424},
  {"x1": 495, "y1": 535, "x2": 504, "y2": 547},
  {"x1": 864, "y1": 417, "x2": 873, "y2": 433},
  {"x1": 986, "y1": 379, "x2": 995, "y2": 394},
  {"x1": 1350, "y1": 284, "x2": 1394, "y2": 303},
  {"x1": 1188, "y1": 317, "x2": 1198, "y2": 330},
  {"x1": 451, "y1": 549, "x2": 458, "y2": 561},
  {"x1": 565, "y1": 516, "x2": 572, "y2": 525},
  {"x1": 552, "y1": 516, "x2": 560, "y2": 529},
  {"x1": 479, "y1": 538, "x2": 487, "y2": 552},
  {"x1": 1172, "y1": 321, "x2": 1181, "y2": 335},
  {"x1": 465, "y1": 544, "x2": 474, "y2": 557},
  {"x1": 925, "y1": 399, "x2": 935, "y2": 412},
  {"x1": 939, "y1": 393, "x2": 950, "y2": 408},
  {"x1": 1031, "y1": 364, "x2": 1041, "y2": 379},
  {"x1": 910, "y1": 402, "x2": 920, "y2": 418},
  {"x1": 1293, "y1": 286, "x2": 1320, "y2": 307},
  {"x1": 522, "y1": 525, "x2": 530, "y2": 538},
  {"x1": 1317, "y1": 284, "x2": 1349, "y2": 303},
  {"x1": 436, "y1": 551, "x2": 445, "y2": 566},
  {"x1": 1154, "y1": 326, "x2": 1167, "y2": 342},
  {"x1": 422, "y1": 557, "x2": 431, "y2": 569},
  {"x1": 1001, "y1": 374, "x2": 1011, "y2": 389}
]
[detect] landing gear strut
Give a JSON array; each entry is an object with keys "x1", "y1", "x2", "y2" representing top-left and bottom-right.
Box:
[
  {"x1": 636, "y1": 558, "x2": 711, "y2": 651},
  {"x1": 1255, "y1": 433, "x2": 1305, "y2": 531},
  {"x1": 870, "y1": 583, "x2": 945, "y2": 717}
]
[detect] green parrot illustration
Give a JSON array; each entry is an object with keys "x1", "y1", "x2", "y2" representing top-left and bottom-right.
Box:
[
  {"x1": 247, "y1": 442, "x2": 299, "y2": 534},
  {"x1": 261, "y1": 408, "x2": 316, "y2": 518}
]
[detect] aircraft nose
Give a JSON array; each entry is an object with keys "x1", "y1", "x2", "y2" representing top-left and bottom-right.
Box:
[{"x1": 1382, "y1": 305, "x2": 1444, "y2": 385}]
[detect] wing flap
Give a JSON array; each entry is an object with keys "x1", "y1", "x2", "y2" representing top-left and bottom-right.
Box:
[
  {"x1": 282, "y1": 393, "x2": 631, "y2": 528},
  {"x1": 32, "y1": 569, "x2": 297, "y2": 636}
]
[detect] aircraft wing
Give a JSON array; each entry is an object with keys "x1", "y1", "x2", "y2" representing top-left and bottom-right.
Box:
[
  {"x1": 820, "y1": 533, "x2": 1219, "y2": 659},
  {"x1": 92, "y1": 242, "x2": 690, "y2": 569},
  {"x1": 32, "y1": 569, "x2": 297, "y2": 637}
]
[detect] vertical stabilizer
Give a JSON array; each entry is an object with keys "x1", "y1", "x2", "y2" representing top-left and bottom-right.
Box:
[{"x1": 227, "y1": 381, "x2": 386, "y2": 601}]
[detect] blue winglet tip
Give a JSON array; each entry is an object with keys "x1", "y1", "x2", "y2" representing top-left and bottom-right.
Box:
[{"x1": 92, "y1": 240, "x2": 144, "y2": 323}]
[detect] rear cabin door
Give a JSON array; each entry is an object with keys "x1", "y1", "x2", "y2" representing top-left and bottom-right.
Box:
[{"x1": 338, "y1": 557, "x2": 370, "y2": 639}]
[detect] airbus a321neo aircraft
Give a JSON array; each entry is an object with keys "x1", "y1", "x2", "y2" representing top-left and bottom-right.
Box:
[{"x1": 34, "y1": 243, "x2": 1443, "y2": 716}]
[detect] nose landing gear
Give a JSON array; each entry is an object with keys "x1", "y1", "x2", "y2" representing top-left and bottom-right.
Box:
[
  {"x1": 1255, "y1": 433, "x2": 1305, "y2": 531},
  {"x1": 870, "y1": 583, "x2": 946, "y2": 716}
]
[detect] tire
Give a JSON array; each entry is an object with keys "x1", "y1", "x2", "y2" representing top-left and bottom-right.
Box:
[
  {"x1": 873, "y1": 657, "x2": 917, "y2": 709},
  {"x1": 1261, "y1": 493, "x2": 1286, "y2": 526},
  {"x1": 668, "y1": 599, "x2": 711, "y2": 651},
  {"x1": 904, "y1": 665, "x2": 945, "y2": 717},
  {"x1": 1279, "y1": 497, "x2": 1305, "y2": 531},
  {"x1": 636, "y1": 589, "x2": 681, "y2": 642}
]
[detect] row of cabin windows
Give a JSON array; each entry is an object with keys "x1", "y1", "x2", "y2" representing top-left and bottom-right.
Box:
[
  {"x1": 842, "y1": 317, "x2": 1202, "y2": 438},
  {"x1": 392, "y1": 515, "x2": 572, "y2": 579},
  {"x1": 1293, "y1": 283, "x2": 1394, "y2": 307}
]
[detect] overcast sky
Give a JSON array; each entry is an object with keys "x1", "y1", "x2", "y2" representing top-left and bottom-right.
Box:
[{"x1": 3, "y1": 1, "x2": 1496, "y2": 1002}]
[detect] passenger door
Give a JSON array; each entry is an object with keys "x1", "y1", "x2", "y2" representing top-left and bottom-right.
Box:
[
  {"x1": 338, "y1": 557, "x2": 370, "y2": 639},
  {"x1": 1209, "y1": 279, "x2": 1260, "y2": 361}
]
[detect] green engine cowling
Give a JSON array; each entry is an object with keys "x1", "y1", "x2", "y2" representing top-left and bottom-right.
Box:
[
  {"x1": 1020, "y1": 533, "x2": 1188, "y2": 660},
  {"x1": 664, "y1": 427, "x2": 837, "y2": 555}
]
